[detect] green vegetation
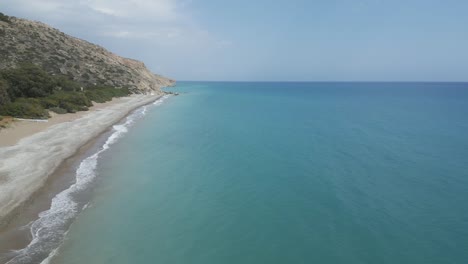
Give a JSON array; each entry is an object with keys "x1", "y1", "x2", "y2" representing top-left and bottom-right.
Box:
[
  {"x1": 85, "y1": 86, "x2": 130, "y2": 103},
  {"x1": 1, "y1": 63, "x2": 57, "y2": 99},
  {"x1": 0, "y1": 64, "x2": 130, "y2": 119},
  {"x1": 49, "y1": 107, "x2": 67, "y2": 114},
  {"x1": 0, "y1": 78, "x2": 10, "y2": 105},
  {"x1": 1, "y1": 98, "x2": 49, "y2": 119},
  {"x1": 0, "y1": 12, "x2": 10, "y2": 23}
]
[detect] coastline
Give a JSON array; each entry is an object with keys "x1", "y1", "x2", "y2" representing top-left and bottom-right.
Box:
[
  {"x1": 0, "y1": 98, "x2": 132, "y2": 148},
  {"x1": 0, "y1": 130, "x2": 107, "y2": 264},
  {"x1": 0, "y1": 93, "x2": 165, "y2": 228}
]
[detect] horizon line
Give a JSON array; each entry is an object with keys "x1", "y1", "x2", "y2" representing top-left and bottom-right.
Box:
[{"x1": 175, "y1": 80, "x2": 468, "y2": 84}]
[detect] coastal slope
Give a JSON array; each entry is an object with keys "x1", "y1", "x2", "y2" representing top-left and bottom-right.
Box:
[
  {"x1": 0, "y1": 13, "x2": 175, "y2": 227},
  {"x1": 0, "y1": 15, "x2": 174, "y2": 93}
]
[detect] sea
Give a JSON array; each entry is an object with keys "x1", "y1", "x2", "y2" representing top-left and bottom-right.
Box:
[{"x1": 7, "y1": 82, "x2": 468, "y2": 264}]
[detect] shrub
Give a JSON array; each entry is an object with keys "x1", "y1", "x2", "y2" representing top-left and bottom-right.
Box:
[
  {"x1": 0, "y1": 63, "x2": 57, "y2": 100},
  {"x1": 54, "y1": 75, "x2": 81, "y2": 92},
  {"x1": 58, "y1": 102, "x2": 77, "y2": 113},
  {"x1": 85, "y1": 89, "x2": 112, "y2": 103},
  {"x1": 0, "y1": 78, "x2": 10, "y2": 106},
  {"x1": 85, "y1": 86, "x2": 130, "y2": 103},
  {"x1": 39, "y1": 97, "x2": 60, "y2": 108},
  {"x1": 0, "y1": 12, "x2": 10, "y2": 23},
  {"x1": 49, "y1": 91, "x2": 92, "y2": 113},
  {"x1": 0, "y1": 64, "x2": 131, "y2": 118},
  {"x1": 0, "y1": 98, "x2": 49, "y2": 119},
  {"x1": 49, "y1": 107, "x2": 67, "y2": 114}
]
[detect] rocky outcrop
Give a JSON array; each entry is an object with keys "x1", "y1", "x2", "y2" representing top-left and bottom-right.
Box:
[{"x1": 0, "y1": 15, "x2": 175, "y2": 93}]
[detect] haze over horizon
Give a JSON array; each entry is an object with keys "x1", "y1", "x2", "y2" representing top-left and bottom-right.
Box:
[{"x1": 3, "y1": 0, "x2": 468, "y2": 82}]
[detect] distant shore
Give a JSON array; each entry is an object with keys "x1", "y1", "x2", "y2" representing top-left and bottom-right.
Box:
[{"x1": 0, "y1": 94, "x2": 164, "y2": 228}]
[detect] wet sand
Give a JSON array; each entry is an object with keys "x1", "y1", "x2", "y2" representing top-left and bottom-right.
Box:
[{"x1": 0, "y1": 133, "x2": 108, "y2": 263}]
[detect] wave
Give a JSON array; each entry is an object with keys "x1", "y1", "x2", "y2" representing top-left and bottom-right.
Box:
[{"x1": 6, "y1": 95, "x2": 171, "y2": 264}]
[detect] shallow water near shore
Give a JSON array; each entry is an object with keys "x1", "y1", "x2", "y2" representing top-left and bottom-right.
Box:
[
  {"x1": 23, "y1": 82, "x2": 468, "y2": 263},
  {"x1": 1, "y1": 95, "x2": 171, "y2": 264},
  {"x1": 0, "y1": 132, "x2": 109, "y2": 260}
]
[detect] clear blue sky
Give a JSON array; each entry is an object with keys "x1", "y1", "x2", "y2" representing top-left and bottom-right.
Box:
[{"x1": 3, "y1": 0, "x2": 468, "y2": 81}]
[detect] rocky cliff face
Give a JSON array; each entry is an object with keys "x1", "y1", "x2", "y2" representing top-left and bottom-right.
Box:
[{"x1": 0, "y1": 15, "x2": 174, "y2": 93}]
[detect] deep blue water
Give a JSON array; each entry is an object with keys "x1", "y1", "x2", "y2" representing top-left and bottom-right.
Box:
[{"x1": 50, "y1": 82, "x2": 468, "y2": 263}]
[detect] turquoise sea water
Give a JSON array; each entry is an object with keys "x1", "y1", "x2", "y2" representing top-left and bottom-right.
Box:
[{"x1": 39, "y1": 82, "x2": 468, "y2": 263}]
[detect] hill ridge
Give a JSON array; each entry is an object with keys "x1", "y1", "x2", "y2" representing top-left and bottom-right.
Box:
[{"x1": 0, "y1": 14, "x2": 174, "y2": 94}]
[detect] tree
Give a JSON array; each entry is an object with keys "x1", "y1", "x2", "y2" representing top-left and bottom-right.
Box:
[
  {"x1": 55, "y1": 75, "x2": 81, "y2": 92},
  {"x1": 0, "y1": 78, "x2": 10, "y2": 106},
  {"x1": 0, "y1": 12, "x2": 10, "y2": 23},
  {"x1": 0, "y1": 63, "x2": 57, "y2": 100}
]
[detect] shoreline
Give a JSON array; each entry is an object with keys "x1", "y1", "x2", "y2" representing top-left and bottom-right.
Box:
[
  {"x1": 0, "y1": 130, "x2": 108, "y2": 263},
  {"x1": 0, "y1": 93, "x2": 165, "y2": 229}
]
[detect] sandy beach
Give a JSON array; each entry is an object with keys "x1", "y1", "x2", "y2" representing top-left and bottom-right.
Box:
[
  {"x1": 0, "y1": 98, "x2": 133, "y2": 148},
  {"x1": 0, "y1": 94, "x2": 163, "y2": 227}
]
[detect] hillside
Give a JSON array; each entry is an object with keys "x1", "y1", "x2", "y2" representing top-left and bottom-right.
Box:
[{"x1": 0, "y1": 13, "x2": 174, "y2": 94}]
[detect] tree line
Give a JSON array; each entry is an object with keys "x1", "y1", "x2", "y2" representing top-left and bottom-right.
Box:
[
  {"x1": 0, "y1": 64, "x2": 130, "y2": 119},
  {"x1": 0, "y1": 12, "x2": 10, "y2": 23}
]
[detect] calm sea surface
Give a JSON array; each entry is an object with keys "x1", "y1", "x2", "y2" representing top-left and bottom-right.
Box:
[{"x1": 48, "y1": 82, "x2": 468, "y2": 264}]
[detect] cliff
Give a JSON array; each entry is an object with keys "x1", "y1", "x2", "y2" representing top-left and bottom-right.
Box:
[{"x1": 0, "y1": 14, "x2": 175, "y2": 94}]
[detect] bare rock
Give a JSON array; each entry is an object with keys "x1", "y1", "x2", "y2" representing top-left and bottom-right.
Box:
[{"x1": 0, "y1": 16, "x2": 175, "y2": 93}]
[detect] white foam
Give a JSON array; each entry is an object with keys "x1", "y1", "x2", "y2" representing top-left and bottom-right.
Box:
[
  {"x1": 153, "y1": 94, "x2": 171, "y2": 106},
  {"x1": 14, "y1": 118, "x2": 49, "y2": 122},
  {"x1": 5, "y1": 95, "x2": 171, "y2": 264}
]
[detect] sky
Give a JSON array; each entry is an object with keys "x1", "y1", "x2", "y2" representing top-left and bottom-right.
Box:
[{"x1": 2, "y1": 0, "x2": 468, "y2": 81}]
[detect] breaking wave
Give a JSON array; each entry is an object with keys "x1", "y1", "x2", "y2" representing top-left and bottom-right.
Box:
[{"x1": 6, "y1": 95, "x2": 171, "y2": 264}]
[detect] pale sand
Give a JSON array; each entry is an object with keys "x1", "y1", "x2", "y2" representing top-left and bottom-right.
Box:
[
  {"x1": 0, "y1": 98, "x2": 129, "y2": 147},
  {"x1": 0, "y1": 94, "x2": 162, "y2": 225}
]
